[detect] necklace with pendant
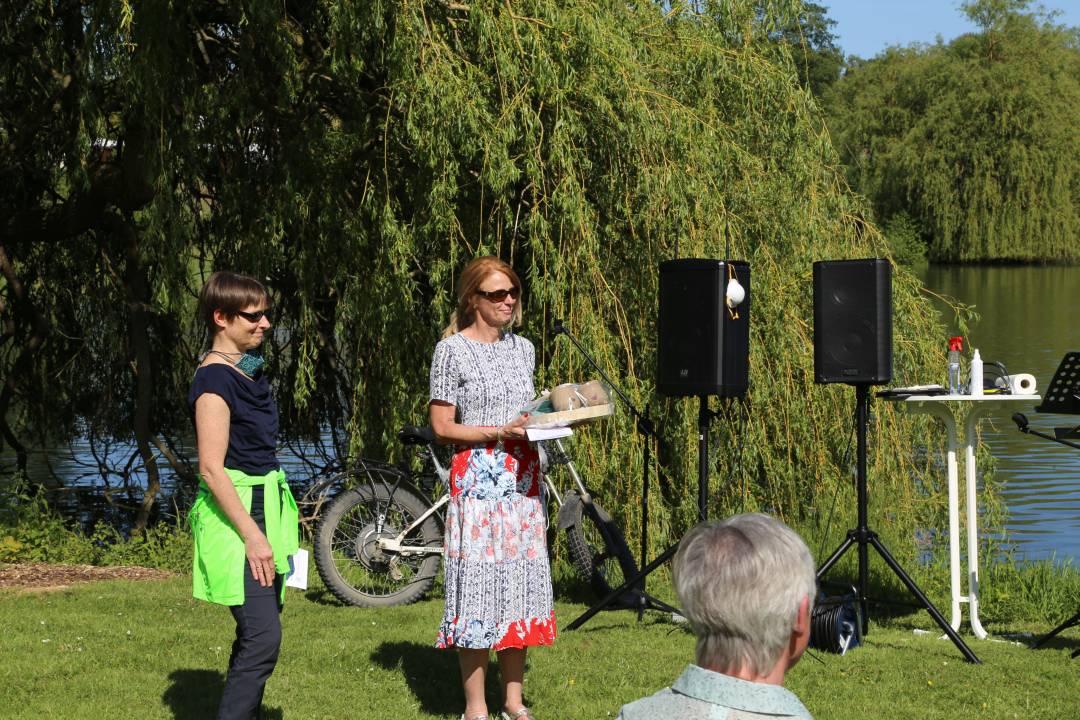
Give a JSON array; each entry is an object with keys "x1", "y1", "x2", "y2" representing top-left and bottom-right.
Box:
[{"x1": 206, "y1": 349, "x2": 266, "y2": 378}]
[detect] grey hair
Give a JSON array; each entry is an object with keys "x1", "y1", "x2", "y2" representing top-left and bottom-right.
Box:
[{"x1": 672, "y1": 513, "x2": 817, "y2": 676}]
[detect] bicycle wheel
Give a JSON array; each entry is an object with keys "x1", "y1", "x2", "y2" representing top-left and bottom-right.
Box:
[
  {"x1": 313, "y1": 479, "x2": 443, "y2": 607},
  {"x1": 564, "y1": 494, "x2": 639, "y2": 599}
]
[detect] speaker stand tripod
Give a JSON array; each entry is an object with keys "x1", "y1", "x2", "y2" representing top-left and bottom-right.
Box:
[
  {"x1": 567, "y1": 395, "x2": 719, "y2": 631},
  {"x1": 817, "y1": 384, "x2": 981, "y2": 663},
  {"x1": 553, "y1": 320, "x2": 679, "y2": 623}
]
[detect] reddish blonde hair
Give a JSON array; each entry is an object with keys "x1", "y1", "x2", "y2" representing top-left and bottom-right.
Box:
[{"x1": 442, "y1": 256, "x2": 523, "y2": 338}]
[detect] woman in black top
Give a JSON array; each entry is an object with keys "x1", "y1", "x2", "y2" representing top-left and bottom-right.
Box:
[{"x1": 188, "y1": 271, "x2": 298, "y2": 720}]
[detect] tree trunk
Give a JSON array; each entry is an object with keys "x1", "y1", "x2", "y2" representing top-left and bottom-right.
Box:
[
  {"x1": 0, "y1": 243, "x2": 51, "y2": 480},
  {"x1": 106, "y1": 215, "x2": 161, "y2": 533}
]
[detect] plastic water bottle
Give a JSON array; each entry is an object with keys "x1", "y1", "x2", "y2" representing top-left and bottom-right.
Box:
[
  {"x1": 948, "y1": 336, "x2": 963, "y2": 395},
  {"x1": 969, "y1": 348, "x2": 983, "y2": 397}
]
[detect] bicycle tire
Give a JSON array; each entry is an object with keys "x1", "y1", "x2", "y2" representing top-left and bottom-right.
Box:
[
  {"x1": 313, "y1": 479, "x2": 443, "y2": 607},
  {"x1": 564, "y1": 494, "x2": 639, "y2": 599}
]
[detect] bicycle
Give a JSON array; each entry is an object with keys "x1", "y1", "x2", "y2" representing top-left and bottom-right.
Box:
[{"x1": 308, "y1": 425, "x2": 639, "y2": 608}]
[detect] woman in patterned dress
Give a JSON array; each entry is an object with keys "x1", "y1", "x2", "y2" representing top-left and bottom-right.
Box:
[{"x1": 429, "y1": 256, "x2": 556, "y2": 720}]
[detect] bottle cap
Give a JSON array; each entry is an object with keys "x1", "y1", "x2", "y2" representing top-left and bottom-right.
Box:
[{"x1": 949, "y1": 336, "x2": 963, "y2": 352}]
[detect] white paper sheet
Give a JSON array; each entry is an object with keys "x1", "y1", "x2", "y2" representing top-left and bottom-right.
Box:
[
  {"x1": 285, "y1": 548, "x2": 309, "y2": 590},
  {"x1": 525, "y1": 426, "x2": 574, "y2": 442}
]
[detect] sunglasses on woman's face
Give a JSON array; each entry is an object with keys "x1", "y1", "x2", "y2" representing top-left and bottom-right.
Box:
[
  {"x1": 235, "y1": 308, "x2": 272, "y2": 323},
  {"x1": 475, "y1": 287, "x2": 520, "y2": 303}
]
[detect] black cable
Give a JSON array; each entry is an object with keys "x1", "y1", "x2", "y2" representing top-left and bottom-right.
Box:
[
  {"x1": 712, "y1": 395, "x2": 749, "y2": 513},
  {"x1": 809, "y1": 596, "x2": 861, "y2": 654},
  {"x1": 731, "y1": 395, "x2": 749, "y2": 514},
  {"x1": 984, "y1": 360, "x2": 1009, "y2": 380},
  {"x1": 816, "y1": 408, "x2": 857, "y2": 562}
]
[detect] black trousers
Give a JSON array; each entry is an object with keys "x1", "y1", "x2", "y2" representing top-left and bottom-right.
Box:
[{"x1": 218, "y1": 486, "x2": 283, "y2": 720}]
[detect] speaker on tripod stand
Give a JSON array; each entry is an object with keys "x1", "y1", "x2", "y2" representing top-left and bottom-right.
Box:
[
  {"x1": 658, "y1": 259, "x2": 750, "y2": 519},
  {"x1": 813, "y1": 258, "x2": 979, "y2": 663}
]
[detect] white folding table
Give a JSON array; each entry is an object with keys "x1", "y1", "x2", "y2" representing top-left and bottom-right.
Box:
[{"x1": 897, "y1": 394, "x2": 1040, "y2": 639}]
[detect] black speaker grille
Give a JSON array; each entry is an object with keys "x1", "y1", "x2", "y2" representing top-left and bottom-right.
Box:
[
  {"x1": 657, "y1": 259, "x2": 750, "y2": 397},
  {"x1": 813, "y1": 259, "x2": 892, "y2": 385}
]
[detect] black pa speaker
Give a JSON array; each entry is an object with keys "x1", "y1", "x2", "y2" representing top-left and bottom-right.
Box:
[
  {"x1": 813, "y1": 258, "x2": 892, "y2": 385},
  {"x1": 657, "y1": 259, "x2": 750, "y2": 397}
]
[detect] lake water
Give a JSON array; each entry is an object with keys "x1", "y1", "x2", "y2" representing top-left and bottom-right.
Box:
[{"x1": 920, "y1": 264, "x2": 1080, "y2": 563}]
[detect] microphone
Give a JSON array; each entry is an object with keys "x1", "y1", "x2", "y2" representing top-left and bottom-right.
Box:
[
  {"x1": 1012, "y1": 412, "x2": 1029, "y2": 432},
  {"x1": 552, "y1": 318, "x2": 566, "y2": 335}
]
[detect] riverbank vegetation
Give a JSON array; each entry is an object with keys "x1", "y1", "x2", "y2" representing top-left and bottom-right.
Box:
[
  {"x1": 821, "y1": 0, "x2": 1080, "y2": 262},
  {"x1": 2, "y1": 0, "x2": 959, "y2": 570},
  {"x1": 5, "y1": 0, "x2": 1078, "y2": 604}
]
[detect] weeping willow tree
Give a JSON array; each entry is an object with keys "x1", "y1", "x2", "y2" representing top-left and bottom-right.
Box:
[
  {"x1": 2, "y1": 0, "x2": 966, "y2": 579},
  {"x1": 824, "y1": 0, "x2": 1080, "y2": 262}
]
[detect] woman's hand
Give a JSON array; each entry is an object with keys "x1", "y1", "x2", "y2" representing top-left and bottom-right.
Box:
[
  {"x1": 245, "y1": 532, "x2": 276, "y2": 588},
  {"x1": 430, "y1": 400, "x2": 531, "y2": 444},
  {"x1": 498, "y1": 413, "x2": 529, "y2": 440}
]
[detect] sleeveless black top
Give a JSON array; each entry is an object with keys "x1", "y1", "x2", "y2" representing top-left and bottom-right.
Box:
[{"x1": 188, "y1": 363, "x2": 279, "y2": 475}]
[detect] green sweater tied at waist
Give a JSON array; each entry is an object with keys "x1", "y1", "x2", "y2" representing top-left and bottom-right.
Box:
[{"x1": 190, "y1": 467, "x2": 299, "y2": 606}]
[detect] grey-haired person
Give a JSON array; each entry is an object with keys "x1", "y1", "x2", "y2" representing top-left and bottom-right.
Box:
[{"x1": 617, "y1": 513, "x2": 816, "y2": 720}]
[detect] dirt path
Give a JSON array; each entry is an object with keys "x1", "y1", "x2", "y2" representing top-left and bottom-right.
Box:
[{"x1": 0, "y1": 563, "x2": 174, "y2": 592}]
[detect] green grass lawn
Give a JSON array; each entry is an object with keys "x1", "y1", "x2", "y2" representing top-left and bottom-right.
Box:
[{"x1": 3, "y1": 571, "x2": 1079, "y2": 719}]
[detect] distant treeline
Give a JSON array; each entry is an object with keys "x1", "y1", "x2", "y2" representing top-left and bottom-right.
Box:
[{"x1": 819, "y1": 0, "x2": 1080, "y2": 263}]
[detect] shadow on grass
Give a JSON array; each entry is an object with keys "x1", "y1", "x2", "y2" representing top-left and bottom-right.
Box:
[
  {"x1": 817, "y1": 574, "x2": 939, "y2": 626},
  {"x1": 371, "y1": 641, "x2": 533, "y2": 715},
  {"x1": 1028, "y1": 621, "x2": 1080, "y2": 657},
  {"x1": 163, "y1": 669, "x2": 283, "y2": 719},
  {"x1": 303, "y1": 585, "x2": 347, "y2": 606}
]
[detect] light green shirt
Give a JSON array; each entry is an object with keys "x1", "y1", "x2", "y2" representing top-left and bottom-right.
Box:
[
  {"x1": 189, "y1": 467, "x2": 299, "y2": 606},
  {"x1": 617, "y1": 664, "x2": 813, "y2": 720}
]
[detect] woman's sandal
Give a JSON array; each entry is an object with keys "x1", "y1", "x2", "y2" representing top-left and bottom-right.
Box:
[
  {"x1": 501, "y1": 709, "x2": 534, "y2": 720},
  {"x1": 460, "y1": 715, "x2": 489, "y2": 720}
]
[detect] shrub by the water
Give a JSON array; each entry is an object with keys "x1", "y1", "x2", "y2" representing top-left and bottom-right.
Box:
[{"x1": 1, "y1": 482, "x2": 191, "y2": 572}]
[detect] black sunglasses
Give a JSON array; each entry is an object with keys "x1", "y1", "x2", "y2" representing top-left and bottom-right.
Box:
[
  {"x1": 475, "y1": 287, "x2": 521, "y2": 302},
  {"x1": 234, "y1": 308, "x2": 273, "y2": 323}
]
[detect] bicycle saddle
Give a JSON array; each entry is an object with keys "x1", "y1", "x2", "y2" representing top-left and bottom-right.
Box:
[{"x1": 398, "y1": 425, "x2": 436, "y2": 445}]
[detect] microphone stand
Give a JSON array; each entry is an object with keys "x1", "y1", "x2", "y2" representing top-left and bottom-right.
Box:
[
  {"x1": 1013, "y1": 413, "x2": 1080, "y2": 451},
  {"x1": 552, "y1": 319, "x2": 680, "y2": 625}
]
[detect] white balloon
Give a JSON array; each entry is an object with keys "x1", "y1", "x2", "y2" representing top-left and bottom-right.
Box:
[{"x1": 725, "y1": 277, "x2": 746, "y2": 308}]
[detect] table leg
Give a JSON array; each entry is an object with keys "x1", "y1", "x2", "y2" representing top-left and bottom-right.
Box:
[
  {"x1": 964, "y1": 408, "x2": 990, "y2": 639},
  {"x1": 909, "y1": 403, "x2": 963, "y2": 631},
  {"x1": 946, "y1": 426, "x2": 963, "y2": 632}
]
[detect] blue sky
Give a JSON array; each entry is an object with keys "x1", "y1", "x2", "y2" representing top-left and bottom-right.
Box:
[{"x1": 821, "y1": 0, "x2": 1080, "y2": 59}]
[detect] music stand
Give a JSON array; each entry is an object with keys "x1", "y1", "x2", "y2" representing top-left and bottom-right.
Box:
[
  {"x1": 1035, "y1": 351, "x2": 1080, "y2": 437},
  {"x1": 1025, "y1": 352, "x2": 1080, "y2": 655}
]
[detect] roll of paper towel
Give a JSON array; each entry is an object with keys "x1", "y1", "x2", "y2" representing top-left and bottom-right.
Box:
[{"x1": 1005, "y1": 374, "x2": 1037, "y2": 395}]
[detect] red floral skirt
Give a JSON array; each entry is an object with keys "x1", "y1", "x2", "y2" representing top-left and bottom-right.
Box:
[{"x1": 435, "y1": 439, "x2": 556, "y2": 650}]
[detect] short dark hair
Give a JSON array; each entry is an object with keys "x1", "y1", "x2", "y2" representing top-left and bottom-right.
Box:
[{"x1": 197, "y1": 271, "x2": 268, "y2": 335}]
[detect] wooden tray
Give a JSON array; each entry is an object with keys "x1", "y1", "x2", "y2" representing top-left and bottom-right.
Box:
[{"x1": 523, "y1": 403, "x2": 614, "y2": 429}]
